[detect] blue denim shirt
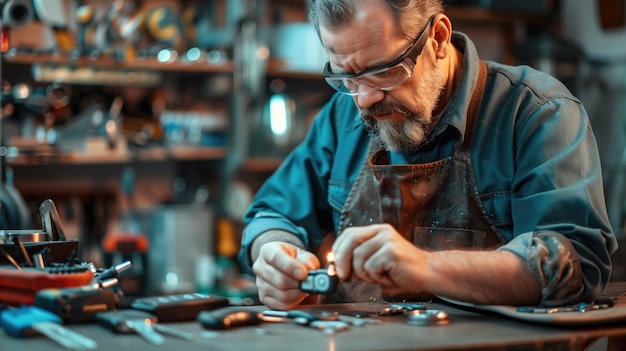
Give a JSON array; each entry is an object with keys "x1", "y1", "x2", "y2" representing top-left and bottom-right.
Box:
[{"x1": 240, "y1": 32, "x2": 618, "y2": 302}]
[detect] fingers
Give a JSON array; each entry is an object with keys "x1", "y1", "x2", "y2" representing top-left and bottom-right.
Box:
[
  {"x1": 333, "y1": 224, "x2": 406, "y2": 286},
  {"x1": 252, "y1": 242, "x2": 320, "y2": 310},
  {"x1": 332, "y1": 225, "x2": 382, "y2": 280},
  {"x1": 255, "y1": 273, "x2": 308, "y2": 310}
]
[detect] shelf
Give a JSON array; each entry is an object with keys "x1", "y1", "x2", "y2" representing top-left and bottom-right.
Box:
[
  {"x1": 445, "y1": 5, "x2": 552, "y2": 25},
  {"x1": 7, "y1": 145, "x2": 228, "y2": 165},
  {"x1": 3, "y1": 52, "x2": 234, "y2": 73},
  {"x1": 240, "y1": 157, "x2": 284, "y2": 173}
]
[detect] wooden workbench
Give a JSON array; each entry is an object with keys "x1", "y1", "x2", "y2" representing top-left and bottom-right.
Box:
[{"x1": 2, "y1": 288, "x2": 626, "y2": 351}]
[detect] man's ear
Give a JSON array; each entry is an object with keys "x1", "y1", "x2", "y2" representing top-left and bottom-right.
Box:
[{"x1": 432, "y1": 14, "x2": 452, "y2": 59}]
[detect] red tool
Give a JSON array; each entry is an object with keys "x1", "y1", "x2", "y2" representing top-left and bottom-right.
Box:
[{"x1": 0, "y1": 266, "x2": 94, "y2": 306}]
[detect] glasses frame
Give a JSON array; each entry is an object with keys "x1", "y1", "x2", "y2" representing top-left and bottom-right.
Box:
[{"x1": 323, "y1": 16, "x2": 435, "y2": 96}]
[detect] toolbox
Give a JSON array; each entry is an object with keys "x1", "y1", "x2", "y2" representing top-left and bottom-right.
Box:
[{"x1": 0, "y1": 199, "x2": 94, "y2": 306}]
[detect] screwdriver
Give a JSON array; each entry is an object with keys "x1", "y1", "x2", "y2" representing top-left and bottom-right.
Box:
[
  {"x1": 95, "y1": 261, "x2": 132, "y2": 282},
  {"x1": 0, "y1": 305, "x2": 98, "y2": 350}
]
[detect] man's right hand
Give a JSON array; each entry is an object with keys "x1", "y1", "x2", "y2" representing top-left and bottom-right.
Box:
[{"x1": 252, "y1": 241, "x2": 320, "y2": 310}]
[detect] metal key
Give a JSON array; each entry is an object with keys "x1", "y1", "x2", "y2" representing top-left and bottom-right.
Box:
[
  {"x1": 32, "y1": 321, "x2": 98, "y2": 350},
  {"x1": 96, "y1": 310, "x2": 164, "y2": 345},
  {"x1": 126, "y1": 318, "x2": 165, "y2": 345},
  {"x1": 1, "y1": 306, "x2": 97, "y2": 350},
  {"x1": 152, "y1": 324, "x2": 194, "y2": 340}
]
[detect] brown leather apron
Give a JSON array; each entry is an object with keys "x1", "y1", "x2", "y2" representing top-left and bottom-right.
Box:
[{"x1": 328, "y1": 61, "x2": 506, "y2": 303}]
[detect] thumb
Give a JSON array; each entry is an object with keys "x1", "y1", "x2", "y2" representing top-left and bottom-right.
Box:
[{"x1": 295, "y1": 247, "x2": 321, "y2": 271}]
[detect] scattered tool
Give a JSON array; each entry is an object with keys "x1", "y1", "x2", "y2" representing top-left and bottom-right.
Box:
[
  {"x1": 263, "y1": 309, "x2": 350, "y2": 335},
  {"x1": 337, "y1": 313, "x2": 382, "y2": 327},
  {"x1": 197, "y1": 307, "x2": 264, "y2": 330},
  {"x1": 94, "y1": 261, "x2": 133, "y2": 282},
  {"x1": 405, "y1": 309, "x2": 450, "y2": 326},
  {"x1": 377, "y1": 303, "x2": 427, "y2": 316},
  {"x1": 34, "y1": 277, "x2": 123, "y2": 323},
  {"x1": 96, "y1": 309, "x2": 193, "y2": 344},
  {"x1": 262, "y1": 309, "x2": 340, "y2": 326},
  {"x1": 0, "y1": 305, "x2": 97, "y2": 350},
  {"x1": 131, "y1": 292, "x2": 229, "y2": 322}
]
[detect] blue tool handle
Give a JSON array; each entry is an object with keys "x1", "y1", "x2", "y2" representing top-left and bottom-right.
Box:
[{"x1": 1, "y1": 306, "x2": 62, "y2": 337}]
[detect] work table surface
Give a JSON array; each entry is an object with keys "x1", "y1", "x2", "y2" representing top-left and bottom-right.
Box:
[{"x1": 2, "y1": 284, "x2": 626, "y2": 351}]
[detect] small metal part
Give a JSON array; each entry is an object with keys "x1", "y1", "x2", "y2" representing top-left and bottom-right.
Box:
[
  {"x1": 377, "y1": 306, "x2": 405, "y2": 316},
  {"x1": 337, "y1": 314, "x2": 382, "y2": 327},
  {"x1": 310, "y1": 320, "x2": 350, "y2": 335},
  {"x1": 0, "y1": 246, "x2": 21, "y2": 270},
  {"x1": 391, "y1": 304, "x2": 428, "y2": 312},
  {"x1": 32, "y1": 321, "x2": 98, "y2": 350},
  {"x1": 33, "y1": 252, "x2": 45, "y2": 268},
  {"x1": 126, "y1": 319, "x2": 164, "y2": 345},
  {"x1": 405, "y1": 310, "x2": 450, "y2": 326},
  {"x1": 262, "y1": 310, "x2": 338, "y2": 326},
  {"x1": 516, "y1": 303, "x2": 610, "y2": 314},
  {"x1": 152, "y1": 324, "x2": 194, "y2": 341},
  {"x1": 97, "y1": 261, "x2": 132, "y2": 281}
]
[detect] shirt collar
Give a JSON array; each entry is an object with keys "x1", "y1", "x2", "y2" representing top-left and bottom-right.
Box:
[
  {"x1": 426, "y1": 32, "x2": 482, "y2": 147},
  {"x1": 348, "y1": 32, "x2": 483, "y2": 144}
]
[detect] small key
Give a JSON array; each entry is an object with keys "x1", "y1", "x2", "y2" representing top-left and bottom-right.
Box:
[
  {"x1": 95, "y1": 309, "x2": 164, "y2": 345},
  {"x1": 337, "y1": 314, "x2": 382, "y2": 327},
  {"x1": 152, "y1": 324, "x2": 193, "y2": 340},
  {"x1": 1, "y1": 306, "x2": 97, "y2": 350},
  {"x1": 127, "y1": 319, "x2": 164, "y2": 345},
  {"x1": 310, "y1": 320, "x2": 350, "y2": 335}
]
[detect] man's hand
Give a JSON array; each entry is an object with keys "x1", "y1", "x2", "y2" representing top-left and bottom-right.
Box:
[
  {"x1": 252, "y1": 241, "x2": 320, "y2": 310},
  {"x1": 332, "y1": 223, "x2": 427, "y2": 290},
  {"x1": 332, "y1": 223, "x2": 541, "y2": 306}
]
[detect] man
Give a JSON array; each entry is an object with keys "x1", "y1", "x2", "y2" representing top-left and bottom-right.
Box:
[{"x1": 238, "y1": 0, "x2": 618, "y2": 311}]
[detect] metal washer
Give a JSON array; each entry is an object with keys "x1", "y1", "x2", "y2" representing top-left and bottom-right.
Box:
[{"x1": 405, "y1": 309, "x2": 450, "y2": 326}]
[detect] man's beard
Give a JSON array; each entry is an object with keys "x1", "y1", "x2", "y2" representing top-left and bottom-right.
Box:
[{"x1": 360, "y1": 58, "x2": 444, "y2": 153}]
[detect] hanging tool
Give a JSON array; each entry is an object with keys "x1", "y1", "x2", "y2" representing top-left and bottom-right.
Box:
[{"x1": 39, "y1": 198, "x2": 66, "y2": 241}]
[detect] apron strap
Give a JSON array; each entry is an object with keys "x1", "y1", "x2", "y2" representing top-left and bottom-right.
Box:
[{"x1": 460, "y1": 60, "x2": 488, "y2": 151}]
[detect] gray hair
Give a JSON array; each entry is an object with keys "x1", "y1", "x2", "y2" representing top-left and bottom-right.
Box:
[{"x1": 308, "y1": 0, "x2": 444, "y2": 41}]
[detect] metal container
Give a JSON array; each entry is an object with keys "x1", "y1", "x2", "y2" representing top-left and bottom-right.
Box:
[
  {"x1": 132, "y1": 205, "x2": 215, "y2": 295},
  {"x1": 0, "y1": 230, "x2": 49, "y2": 244}
]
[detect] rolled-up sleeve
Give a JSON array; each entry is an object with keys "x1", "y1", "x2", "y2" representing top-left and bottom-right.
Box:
[
  {"x1": 497, "y1": 92, "x2": 617, "y2": 305},
  {"x1": 238, "y1": 94, "x2": 350, "y2": 274}
]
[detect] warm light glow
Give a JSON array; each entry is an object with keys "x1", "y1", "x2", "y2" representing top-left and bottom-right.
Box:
[
  {"x1": 326, "y1": 252, "x2": 336, "y2": 276},
  {"x1": 327, "y1": 252, "x2": 335, "y2": 264}
]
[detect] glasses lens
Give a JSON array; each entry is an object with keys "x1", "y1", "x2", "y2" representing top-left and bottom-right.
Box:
[
  {"x1": 365, "y1": 62, "x2": 412, "y2": 90},
  {"x1": 324, "y1": 59, "x2": 413, "y2": 95},
  {"x1": 324, "y1": 76, "x2": 355, "y2": 95}
]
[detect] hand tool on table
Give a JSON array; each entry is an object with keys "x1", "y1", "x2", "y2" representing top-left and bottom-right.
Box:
[
  {"x1": 263, "y1": 309, "x2": 350, "y2": 334},
  {"x1": 96, "y1": 309, "x2": 193, "y2": 345},
  {"x1": 31, "y1": 261, "x2": 131, "y2": 323},
  {"x1": 0, "y1": 305, "x2": 97, "y2": 350},
  {"x1": 198, "y1": 307, "x2": 341, "y2": 331},
  {"x1": 198, "y1": 307, "x2": 264, "y2": 330},
  {"x1": 262, "y1": 309, "x2": 340, "y2": 326},
  {"x1": 131, "y1": 292, "x2": 229, "y2": 322},
  {"x1": 34, "y1": 277, "x2": 122, "y2": 323},
  {"x1": 377, "y1": 303, "x2": 428, "y2": 316}
]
